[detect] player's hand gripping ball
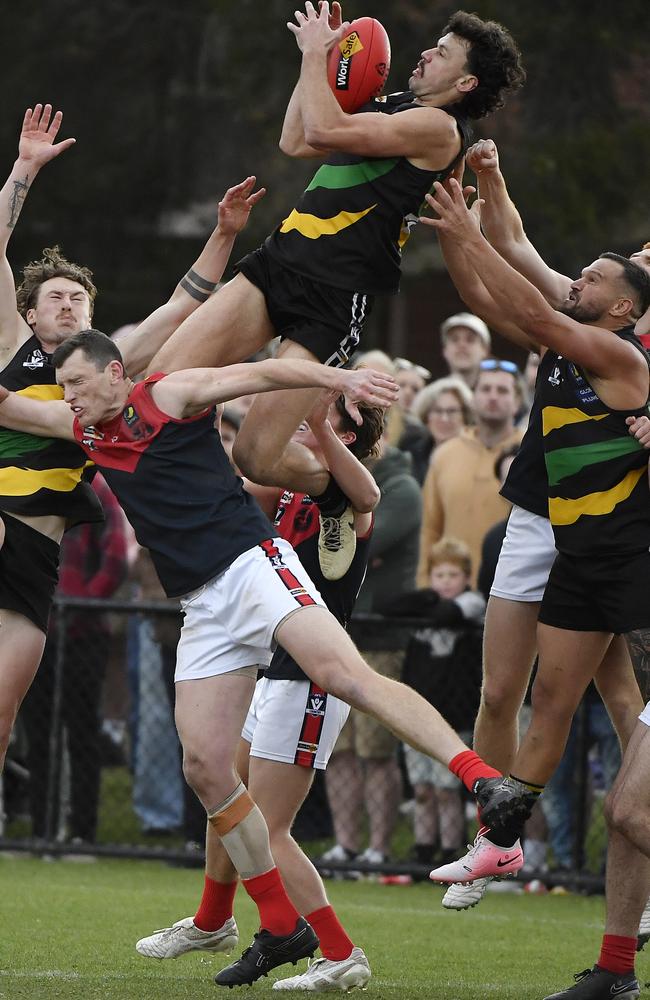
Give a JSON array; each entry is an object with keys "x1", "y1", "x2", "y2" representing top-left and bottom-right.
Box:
[{"x1": 327, "y1": 17, "x2": 391, "y2": 113}]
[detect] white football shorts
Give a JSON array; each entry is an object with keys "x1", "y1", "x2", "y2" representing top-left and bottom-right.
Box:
[{"x1": 490, "y1": 505, "x2": 556, "y2": 603}]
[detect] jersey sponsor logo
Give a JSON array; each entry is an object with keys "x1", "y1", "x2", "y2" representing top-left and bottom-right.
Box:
[
  {"x1": 123, "y1": 404, "x2": 139, "y2": 427},
  {"x1": 22, "y1": 348, "x2": 48, "y2": 370}
]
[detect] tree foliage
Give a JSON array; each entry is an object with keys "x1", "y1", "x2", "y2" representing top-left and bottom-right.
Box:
[{"x1": 0, "y1": 0, "x2": 647, "y2": 336}]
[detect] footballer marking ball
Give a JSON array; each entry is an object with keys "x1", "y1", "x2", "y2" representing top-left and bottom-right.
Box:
[{"x1": 328, "y1": 17, "x2": 391, "y2": 113}]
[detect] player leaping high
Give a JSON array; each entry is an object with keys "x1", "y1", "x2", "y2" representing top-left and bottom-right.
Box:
[{"x1": 148, "y1": 2, "x2": 525, "y2": 578}]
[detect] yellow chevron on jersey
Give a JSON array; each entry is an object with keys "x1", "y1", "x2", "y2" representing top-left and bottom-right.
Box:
[
  {"x1": 0, "y1": 463, "x2": 91, "y2": 495},
  {"x1": 548, "y1": 466, "x2": 645, "y2": 526},
  {"x1": 16, "y1": 383, "x2": 64, "y2": 402},
  {"x1": 542, "y1": 405, "x2": 607, "y2": 435},
  {"x1": 279, "y1": 205, "x2": 376, "y2": 240}
]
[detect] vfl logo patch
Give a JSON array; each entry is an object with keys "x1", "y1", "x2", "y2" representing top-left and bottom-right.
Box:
[
  {"x1": 548, "y1": 365, "x2": 561, "y2": 387},
  {"x1": 22, "y1": 348, "x2": 47, "y2": 370},
  {"x1": 307, "y1": 694, "x2": 326, "y2": 716}
]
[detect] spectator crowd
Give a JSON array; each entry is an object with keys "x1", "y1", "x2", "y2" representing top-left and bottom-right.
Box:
[{"x1": 1, "y1": 310, "x2": 618, "y2": 879}]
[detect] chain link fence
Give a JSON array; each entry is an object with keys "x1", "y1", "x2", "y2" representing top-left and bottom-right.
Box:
[{"x1": 0, "y1": 597, "x2": 615, "y2": 890}]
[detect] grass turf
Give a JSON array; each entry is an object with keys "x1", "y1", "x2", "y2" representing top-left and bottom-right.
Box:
[{"x1": 0, "y1": 855, "x2": 646, "y2": 1000}]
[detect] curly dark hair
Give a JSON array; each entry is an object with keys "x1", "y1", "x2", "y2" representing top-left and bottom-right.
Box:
[
  {"x1": 16, "y1": 245, "x2": 97, "y2": 320},
  {"x1": 334, "y1": 395, "x2": 385, "y2": 460},
  {"x1": 444, "y1": 10, "x2": 526, "y2": 120}
]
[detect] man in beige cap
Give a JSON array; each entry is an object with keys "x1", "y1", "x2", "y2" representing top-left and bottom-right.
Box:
[{"x1": 440, "y1": 312, "x2": 491, "y2": 388}]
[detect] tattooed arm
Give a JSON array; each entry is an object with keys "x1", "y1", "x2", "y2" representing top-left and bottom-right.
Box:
[{"x1": 0, "y1": 105, "x2": 75, "y2": 362}]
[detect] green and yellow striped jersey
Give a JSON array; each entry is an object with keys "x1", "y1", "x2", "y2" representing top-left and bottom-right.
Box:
[
  {"x1": 0, "y1": 335, "x2": 102, "y2": 525},
  {"x1": 540, "y1": 327, "x2": 650, "y2": 555}
]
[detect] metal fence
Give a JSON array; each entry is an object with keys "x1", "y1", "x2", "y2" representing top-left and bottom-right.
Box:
[{"x1": 0, "y1": 597, "x2": 613, "y2": 891}]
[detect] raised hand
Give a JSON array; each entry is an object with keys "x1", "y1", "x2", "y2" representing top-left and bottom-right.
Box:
[
  {"x1": 306, "y1": 388, "x2": 339, "y2": 430},
  {"x1": 419, "y1": 178, "x2": 483, "y2": 243},
  {"x1": 466, "y1": 139, "x2": 499, "y2": 175},
  {"x1": 287, "y1": 1, "x2": 350, "y2": 54},
  {"x1": 18, "y1": 104, "x2": 76, "y2": 168},
  {"x1": 337, "y1": 367, "x2": 398, "y2": 425},
  {"x1": 217, "y1": 176, "x2": 266, "y2": 237}
]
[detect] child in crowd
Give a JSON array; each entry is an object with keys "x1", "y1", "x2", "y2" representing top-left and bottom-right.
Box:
[{"x1": 381, "y1": 538, "x2": 485, "y2": 868}]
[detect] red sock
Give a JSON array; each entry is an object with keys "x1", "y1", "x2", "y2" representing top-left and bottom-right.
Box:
[
  {"x1": 306, "y1": 905, "x2": 353, "y2": 961},
  {"x1": 597, "y1": 934, "x2": 636, "y2": 975},
  {"x1": 242, "y1": 867, "x2": 300, "y2": 936},
  {"x1": 194, "y1": 875, "x2": 238, "y2": 932},
  {"x1": 448, "y1": 751, "x2": 501, "y2": 793}
]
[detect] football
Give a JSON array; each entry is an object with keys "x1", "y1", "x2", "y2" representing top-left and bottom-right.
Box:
[{"x1": 327, "y1": 17, "x2": 391, "y2": 113}]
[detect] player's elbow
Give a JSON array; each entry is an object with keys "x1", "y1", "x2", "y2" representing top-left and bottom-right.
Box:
[
  {"x1": 279, "y1": 135, "x2": 319, "y2": 158},
  {"x1": 355, "y1": 483, "x2": 381, "y2": 513},
  {"x1": 302, "y1": 124, "x2": 334, "y2": 150}
]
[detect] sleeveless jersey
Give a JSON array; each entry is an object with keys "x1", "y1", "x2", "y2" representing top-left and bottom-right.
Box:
[
  {"x1": 265, "y1": 93, "x2": 471, "y2": 295},
  {"x1": 265, "y1": 490, "x2": 372, "y2": 681},
  {"x1": 0, "y1": 335, "x2": 102, "y2": 525},
  {"x1": 501, "y1": 350, "x2": 555, "y2": 518},
  {"x1": 71, "y1": 373, "x2": 274, "y2": 597},
  {"x1": 539, "y1": 327, "x2": 650, "y2": 555}
]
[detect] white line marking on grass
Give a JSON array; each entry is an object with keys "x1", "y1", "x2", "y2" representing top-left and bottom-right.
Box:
[{"x1": 0, "y1": 971, "x2": 80, "y2": 980}]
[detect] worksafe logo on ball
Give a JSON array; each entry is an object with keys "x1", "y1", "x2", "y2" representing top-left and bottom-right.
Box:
[
  {"x1": 339, "y1": 31, "x2": 364, "y2": 59},
  {"x1": 335, "y1": 30, "x2": 364, "y2": 90}
]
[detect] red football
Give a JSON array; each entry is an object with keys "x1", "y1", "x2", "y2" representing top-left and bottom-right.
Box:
[{"x1": 327, "y1": 17, "x2": 391, "y2": 114}]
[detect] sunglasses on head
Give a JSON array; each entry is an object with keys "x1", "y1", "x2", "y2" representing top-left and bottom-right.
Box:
[
  {"x1": 394, "y1": 358, "x2": 432, "y2": 381},
  {"x1": 479, "y1": 359, "x2": 519, "y2": 375}
]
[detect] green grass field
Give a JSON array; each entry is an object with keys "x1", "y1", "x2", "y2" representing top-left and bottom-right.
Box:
[{"x1": 0, "y1": 855, "x2": 646, "y2": 1000}]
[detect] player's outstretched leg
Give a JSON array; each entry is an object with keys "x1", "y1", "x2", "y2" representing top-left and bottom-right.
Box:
[
  {"x1": 136, "y1": 916, "x2": 239, "y2": 960},
  {"x1": 542, "y1": 967, "x2": 640, "y2": 999}
]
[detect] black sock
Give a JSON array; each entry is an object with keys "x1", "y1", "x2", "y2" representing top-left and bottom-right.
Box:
[
  {"x1": 488, "y1": 777, "x2": 543, "y2": 848},
  {"x1": 312, "y1": 474, "x2": 349, "y2": 518}
]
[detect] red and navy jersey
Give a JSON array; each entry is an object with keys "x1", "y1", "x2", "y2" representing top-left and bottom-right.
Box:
[
  {"x1": 72, "y1": 373, "x2": 274, "y2": 597},
  {"x1": 265, "y1": 489, "x2": 372, "y2": 681}
]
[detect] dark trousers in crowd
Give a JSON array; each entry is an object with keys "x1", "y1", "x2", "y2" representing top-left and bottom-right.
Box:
[{"x1": 21, "y1": 628, "x2": 108, "y2": 842}]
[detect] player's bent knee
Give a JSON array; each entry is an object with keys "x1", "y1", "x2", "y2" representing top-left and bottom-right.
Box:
[
  {"x1": 479, "y1": 682, "x2": 524, "y2": 719},
  {"x1": 232, "y1": 437, "x2": 276, "y2": 485}
]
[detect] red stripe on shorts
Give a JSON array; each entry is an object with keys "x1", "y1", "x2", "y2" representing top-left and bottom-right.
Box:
[
  {"x1": 259, "y1": 538, "x2": 317, "y2": 608},
  {"x1": 294, "y1": 682, "x2": 328, "y2": 767}
]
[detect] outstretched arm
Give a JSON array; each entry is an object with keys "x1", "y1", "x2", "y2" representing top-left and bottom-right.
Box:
[
  {"x1": 468, "y1": 140, "x2": 571, "y2": 308},
  {"x1": 435, "y1": 166, "x2": 538, "y2": 351},
  {"x1": 280, "y1": 1, "x2": 341, "y2": 158},
  {"x1": 422, "y1": 179, "x2": 647, "y2": 391},
  {"x1": 0, "y1": 105, "x2": 76, "y2": 363},
  {"x1": 116, "y1": 176, "x2": 266, "y2": 377},
  {"x1": 0, "y1": 384, "x2": 74, "y2": 440},
  {"x1": 151, "y1": 358, "x2": 398, "y2": 421}
]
